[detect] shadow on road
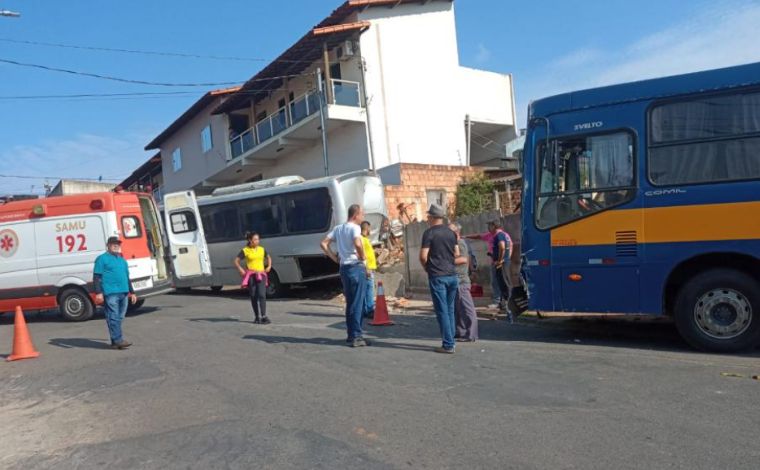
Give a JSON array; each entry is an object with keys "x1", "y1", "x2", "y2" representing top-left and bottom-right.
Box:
[
  {"x1": 49, "y1": 338, "x2": 112, "y2": 350},
  {"x1": 242, "y1": 334, "x2": 433, "y2": 353},
  {"x1": 188, "y1": 317, "x2": 244, "y2": 324}
]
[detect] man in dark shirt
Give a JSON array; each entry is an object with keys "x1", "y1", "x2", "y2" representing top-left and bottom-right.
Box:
[
  {"x1": 419, "y1": 204, "x2": 459, "y2": 354},
  {"x1": 490, "y1": 220, "x2": 514, "y2": 323}
]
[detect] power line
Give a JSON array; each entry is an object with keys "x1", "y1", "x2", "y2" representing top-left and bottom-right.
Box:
[
  {"x1": 0, "y1": 173, "x2": 122, "y2": 182},
  {"x1": 0, "y1": 86, "x2": 318, "y2": 102},
  {"x1": 0, "y1": 58, "x2": 311, "y2": 87},
  {"x1": 0, "y1": 37, "x2": 311, "y2": 63}
]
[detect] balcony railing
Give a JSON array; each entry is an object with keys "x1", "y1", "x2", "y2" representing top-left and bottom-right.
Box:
[
  {"x1": 228, "y1": 80, "x2": 363, "y2": 159},
  {"x1": 331, "y1": 79, "x2": 362, "y2": 107}
]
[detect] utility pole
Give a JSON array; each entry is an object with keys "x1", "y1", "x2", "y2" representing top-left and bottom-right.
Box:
[{"x1": 316, "y1": 67, "x2": 330, "y2": 176}]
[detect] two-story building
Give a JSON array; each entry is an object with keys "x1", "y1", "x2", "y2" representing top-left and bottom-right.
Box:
[{"x1": 144, "y1": 0, "x2": 517, "y2": 215}]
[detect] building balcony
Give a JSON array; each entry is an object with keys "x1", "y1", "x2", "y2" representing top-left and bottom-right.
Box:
[{"x1": 228, "y1": 79, "x2": 364, "y2": 161}]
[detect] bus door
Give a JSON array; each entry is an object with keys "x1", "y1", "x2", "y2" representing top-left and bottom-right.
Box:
[
  {"x1": 538, "y1": 130, "x2": 642, "y2": 313},
  {"x1": 163, "y1": 191, "x2": 212, "y2": 280}
]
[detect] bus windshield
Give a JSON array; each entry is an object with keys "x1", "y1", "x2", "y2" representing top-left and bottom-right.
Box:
[{"x1": 536, "y1": 131, "x2": 635, "y2": 229}]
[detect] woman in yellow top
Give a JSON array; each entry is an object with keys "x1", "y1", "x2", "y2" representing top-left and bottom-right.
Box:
[
  {"x1": 234, "y1": 232, "x2": 272, "y2": 324},
  {"x1": 361, "y1": 221, "x2": 377, "y2": 318}
]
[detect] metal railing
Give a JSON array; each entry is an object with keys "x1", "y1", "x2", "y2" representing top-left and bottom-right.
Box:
[{"x1": 228, "y1": 81, "x2": 363, "y2": 159}]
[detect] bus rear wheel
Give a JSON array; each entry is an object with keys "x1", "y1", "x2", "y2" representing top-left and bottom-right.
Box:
[
  {"x1": 59, "y1": 287, "x2": 95, "y2": 322},
  {"x1": 266, "y1": 270, "x2": 288, "y2": 299},
  {"x1": 674, "y1": 269, "x2": 760, "y2": 352}
]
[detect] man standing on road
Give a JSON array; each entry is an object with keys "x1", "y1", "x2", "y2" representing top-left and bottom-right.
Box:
[
  {"x1": 489, "y1": 220, "x2": 514, "y2": 323},
  {"x1": 420, "y1": 204, "x2": 459, "y2": 354},
  {"x1": 321, "y1": 204, "x2": 369, "y2": 348},
  {"x1": 450, "y1": 223, "x2": 478, "y2": 343},
  {"x1": 465, "y1": 222, "x2": 503, "y2": 309},
  {"x1": 93, "y1": 236, "x2": 137, "y2": 350}
]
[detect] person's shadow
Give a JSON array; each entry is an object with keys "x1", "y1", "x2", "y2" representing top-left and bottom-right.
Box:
[
  {"x1": 49, "y1": 338, "x2": 112, "y2": 350},
  {"x1": 243, "y1": 334, "x2": 433, "y2": 352}
]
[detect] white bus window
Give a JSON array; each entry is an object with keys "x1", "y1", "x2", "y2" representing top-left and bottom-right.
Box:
[
  {"x1": 284, "y1": 189, "x2": 332, "y2": 234},
  {"x1": 240, "y1": 197, "x2": 282, "y2": 237}
]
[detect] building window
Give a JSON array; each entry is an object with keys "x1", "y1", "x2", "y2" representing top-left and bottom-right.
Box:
[
  {"x1": 648, "y1": 90, "x2": 760, "y2": 186},
  {"x1": 172, "y1": 148, "x2": 182, "y2": 172},
  {"x1": 201, "y1": 125, "x2": 213, "y2": 153}
]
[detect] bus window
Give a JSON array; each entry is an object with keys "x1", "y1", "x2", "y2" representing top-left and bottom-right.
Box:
[
  {"x1": 536, "y1": 131, "x2": 635, "y2": 229},
  {"x1": 284, "y1": 189, "x2": 332, "y2": 234},
  {"x1": 239, "y1": 197, "x2": 282, "y2": 237},
  {"x1": 200, "y1": 204, "x2": 240, "y2": 243},
  {"x1": 649, "y1": 90, "x2": 760, "y2": 186}
]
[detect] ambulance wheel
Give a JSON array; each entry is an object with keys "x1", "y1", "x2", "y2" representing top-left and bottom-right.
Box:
[
  {"x1": 266, "y1": 271, "x2": 288, "y2": 298},
  {"x1": 59, "y1": 287, "x2": 95, "y2": 322},
  {"x1": 674, "y1": 269, "x2": 760, "y2": 352},
  {"x1": 210, "y1": 285, "x2": 224, "y2": 293},
  {"x1": 127, "y1": 299, "x2": 145, "y2": 313}
]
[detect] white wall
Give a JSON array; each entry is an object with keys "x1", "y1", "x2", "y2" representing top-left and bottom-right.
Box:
[
  {"x1": 460, "y1": 67, "x2": 515, "y2": 126},
  {"x1": 160, "y1": 99, "x2": 230, "y2": 192},
  {"x1": 359, "y1": 2, "x2": 467, "y2": 170},
  {"x1": 264, "y1": 122, "x2": 370, "y2": 180}
]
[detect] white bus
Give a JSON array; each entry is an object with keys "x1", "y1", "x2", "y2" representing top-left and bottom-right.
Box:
[{"x1": 175, "y1": 171, "x2": 387, "y2": 296}]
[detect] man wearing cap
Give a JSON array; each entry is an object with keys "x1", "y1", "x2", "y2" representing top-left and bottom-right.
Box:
[
  {"x1": 419, "y1": 204, "x2": 460, "y2": 354},
  {"x1": 93, "y1": 236, "x2": 137, "y2": 350}
]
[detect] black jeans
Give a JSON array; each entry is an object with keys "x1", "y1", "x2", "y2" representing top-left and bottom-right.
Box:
[
  {"x1": 495, "y1": 264, "x2": 512, "y2": 307},
  {"x1": 249, "y1": 277, "x2": 267, "y2": 318}
]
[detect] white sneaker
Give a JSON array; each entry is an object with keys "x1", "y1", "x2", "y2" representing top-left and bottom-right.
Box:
[{"x1": 487, "y1": 304, "x2": 499, "y2": 309}]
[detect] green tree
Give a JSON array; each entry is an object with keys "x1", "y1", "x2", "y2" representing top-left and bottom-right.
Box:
[{"x1": 455, "y1": 174, "x2": 495, "y2": 216}]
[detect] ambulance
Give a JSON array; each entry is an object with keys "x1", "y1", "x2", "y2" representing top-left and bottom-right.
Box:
[{"x1": 0, "y1": 190, "x2": 210, "y2": 321}]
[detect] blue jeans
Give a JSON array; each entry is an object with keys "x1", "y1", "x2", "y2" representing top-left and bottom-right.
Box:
[
  {"x1": 428, "y1": 275, "x2": 458, "y2": 350},
  {"x1": 490, "y1": 262, "x2": 502, "y2": 304},
  {"x1": 104, "y1": 293, "x2": 129, "y2": 344},
  {"x1": 363, "y1": 271, "x2": 375, "y2": 318},
  {"x1": 340, "y1": 263, "x2": 366, "y2": 341}
]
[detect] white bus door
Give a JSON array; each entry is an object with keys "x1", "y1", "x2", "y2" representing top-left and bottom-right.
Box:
[{"x1": 163, "y1": 191, "x2": 212, "y2": 279}]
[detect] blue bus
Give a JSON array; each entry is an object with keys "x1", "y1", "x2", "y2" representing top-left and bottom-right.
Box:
[{"x1": 521, "y1": 62, "x2": 760, "y2": 352}]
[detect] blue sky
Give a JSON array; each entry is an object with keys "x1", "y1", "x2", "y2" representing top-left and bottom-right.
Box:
[{"x1": 2, "y1": 0, "x2": 760, "y2": 195}]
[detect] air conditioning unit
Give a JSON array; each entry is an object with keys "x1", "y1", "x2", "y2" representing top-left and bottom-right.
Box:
[{"x1": 337, "y1": 40, "x2": 356, "y2": 61}]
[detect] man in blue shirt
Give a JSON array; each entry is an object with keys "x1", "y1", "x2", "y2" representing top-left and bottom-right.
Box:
[{"x1": 93, "y1": 236, "x2": 137, "y2": 349}]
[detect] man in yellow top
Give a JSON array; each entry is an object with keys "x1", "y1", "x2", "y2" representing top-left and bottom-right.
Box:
[
  {"x1": 361, "y1": 221, "x2": 377, "y2": 319},
  {"x1": 234, "y1": 232, "x2": 272, "y2": 324}
]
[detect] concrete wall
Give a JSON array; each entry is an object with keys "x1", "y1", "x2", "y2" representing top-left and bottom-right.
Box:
[
  {"x1": 403, "y1": 210, "x2": 522, "y2": 297},
  {"x1": 460, "y1": 67, "x2": 515, "y2": 126},
  {"x1": 50, "y1": 180, "x2": 116, "y2": 196},
  {"x1": 263, "y1": 122, "x2": 371, "y2": 180},
  {"x1": 160, "y1": 98, "x2": 230, "y2": 193}
]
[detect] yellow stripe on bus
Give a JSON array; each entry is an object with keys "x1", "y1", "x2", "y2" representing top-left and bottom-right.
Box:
[{"x1": 550, "y1": 201, "x2": 760, "y2": 247}]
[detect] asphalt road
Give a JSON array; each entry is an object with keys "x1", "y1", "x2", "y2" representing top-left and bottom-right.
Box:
[{"x1": 1, "y1": 288, "x2": 759, "y2": 470}]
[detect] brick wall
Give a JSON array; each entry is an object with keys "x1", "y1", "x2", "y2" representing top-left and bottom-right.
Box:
[{"x1": 384, "y1": 164, "x2": 484, "y2": 222}]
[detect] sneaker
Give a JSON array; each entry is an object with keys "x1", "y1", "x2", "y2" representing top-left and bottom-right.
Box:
[
  {"x1": 351, "y1": 338, "x2": 369, "y2": 348},
  {"x1": 434, "y1": 346, "x2": 455, "y2": 354},
  {"x1": 261, "y1": 317, "x2": 271, "y2": 325},
  {"x1": 111, "y1": 340, "x2": 132, "y2": 350},
  {"x1": 456, "y1": 338, "x2": 476, "y2": 343},
  {"x1": 253, "y1": 318, "x2": 262, "y2": 324},
  {"x1": 487, "y1": 304, "x2": 499, "y2": 309}
]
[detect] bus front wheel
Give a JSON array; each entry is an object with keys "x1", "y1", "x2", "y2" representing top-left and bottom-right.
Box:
[{"x1": 674, "y1": 269, "x2": 760, "y2": 352}]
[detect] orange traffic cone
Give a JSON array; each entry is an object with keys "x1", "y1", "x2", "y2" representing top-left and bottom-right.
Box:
[
  {"x1": 370, "y1": 281, "x2": 394, "y2": 326},
  {"x1": 7, "y1": 306, "x2": 40, "y2": 362}
]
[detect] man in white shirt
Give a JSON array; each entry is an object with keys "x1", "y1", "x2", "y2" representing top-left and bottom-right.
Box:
[{"x1": 320, "y1": 204, "x2": 369, "y2": 347}]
